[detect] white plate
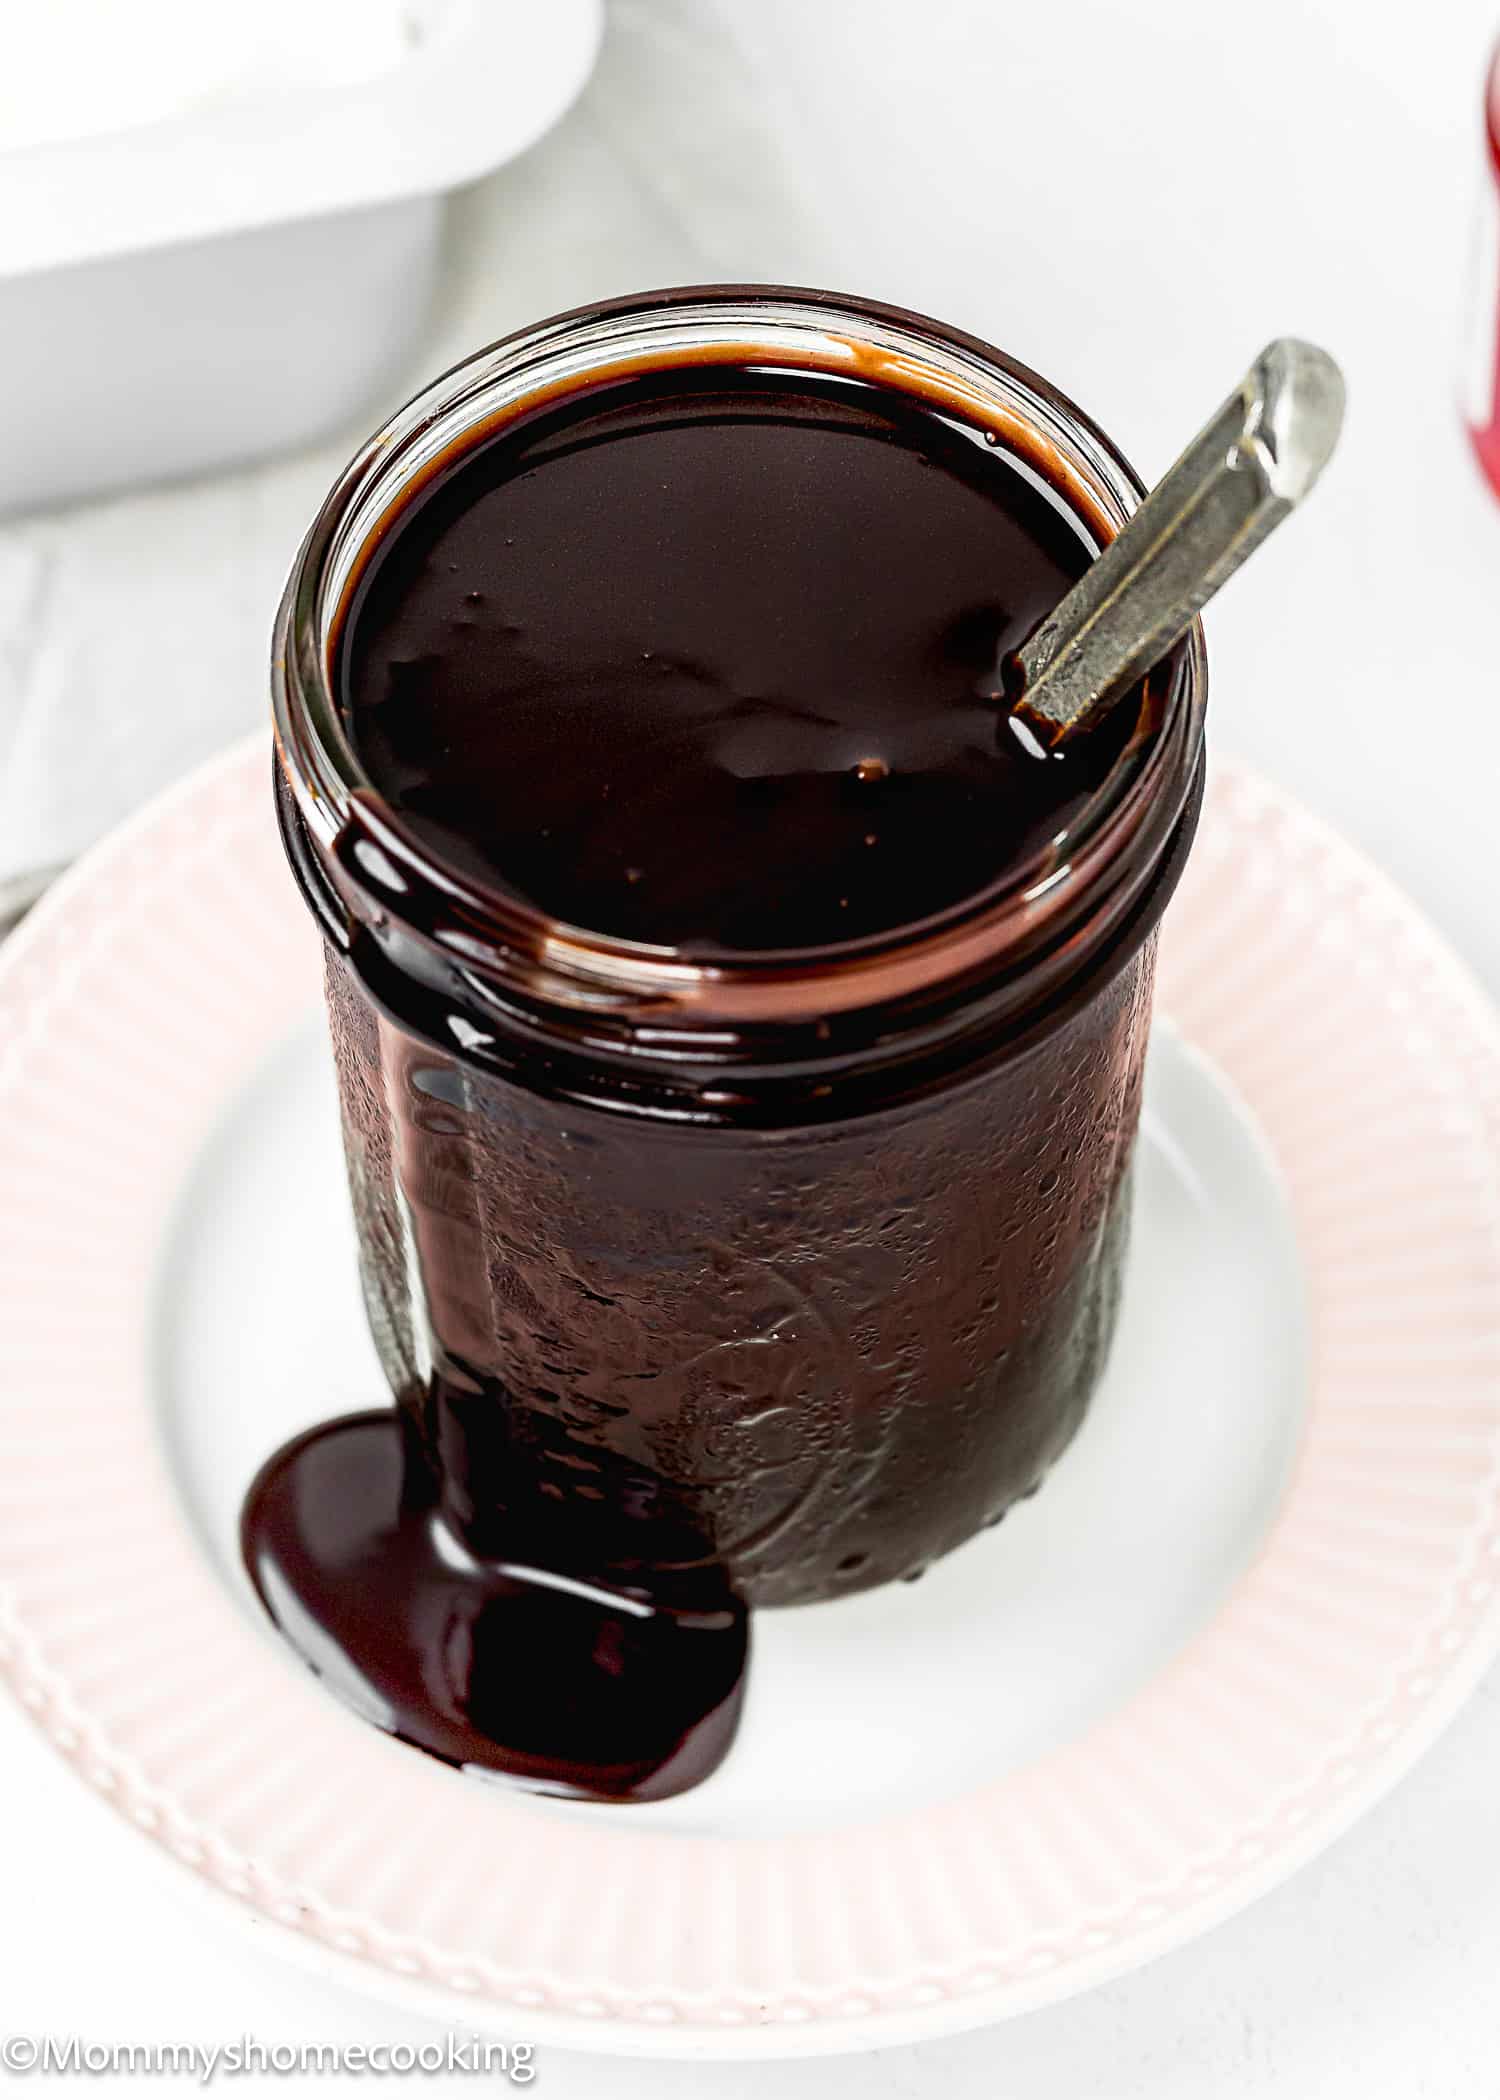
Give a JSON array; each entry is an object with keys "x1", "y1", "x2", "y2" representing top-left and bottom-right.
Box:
[{"x1": 1, "y1": 741, "x2": 1499, "y2": 2057}]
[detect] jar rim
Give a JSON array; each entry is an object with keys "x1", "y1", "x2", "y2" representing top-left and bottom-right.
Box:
[{"x1": 272, "y1": 284, "x2": 1206, "y2": 1027}]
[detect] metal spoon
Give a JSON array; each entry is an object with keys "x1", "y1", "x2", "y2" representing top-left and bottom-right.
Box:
[{"x1": 1003, "y1": 338, "x2": 1345, "y2": 753}]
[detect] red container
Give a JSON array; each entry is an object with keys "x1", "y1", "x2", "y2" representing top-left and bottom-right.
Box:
[{"x1": 1467, "y1": 46, "x2": 1500, "y2": 499}]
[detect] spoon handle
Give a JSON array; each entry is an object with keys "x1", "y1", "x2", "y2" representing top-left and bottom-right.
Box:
[{"x1": 1011, "y1": 339, "x2": 1345, "y2": 749}]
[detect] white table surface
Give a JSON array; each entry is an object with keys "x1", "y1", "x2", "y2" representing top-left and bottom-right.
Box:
[{"x1": 4, "y1": 1, "x2": 1500, "y2": 2091}]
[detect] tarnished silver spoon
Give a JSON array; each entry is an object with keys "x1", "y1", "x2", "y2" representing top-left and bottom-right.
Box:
[{"x1": 1001, "y1": 338, "x2": 1345, "y2": 753}]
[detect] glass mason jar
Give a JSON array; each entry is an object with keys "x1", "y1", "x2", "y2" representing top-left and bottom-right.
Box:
[{"x1": 271, "y1": 287, "x2": 1207, "y2": 1609}]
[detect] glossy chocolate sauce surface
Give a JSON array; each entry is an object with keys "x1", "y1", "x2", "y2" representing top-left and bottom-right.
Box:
[
  {"x1": 249, "y1": 355, "x2": 1158, "y2": 1803},
  {"x1": 242, "y1": 1413, "x2": 747, "y2": 1802},
  {"x1": 337, "y1": 363, "x2": 1139, "y2": 954}
]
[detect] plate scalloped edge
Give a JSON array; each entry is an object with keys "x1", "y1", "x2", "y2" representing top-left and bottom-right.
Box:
[{"x1": 1, "y1": 741, "x2": 1499, "y2": 2059}]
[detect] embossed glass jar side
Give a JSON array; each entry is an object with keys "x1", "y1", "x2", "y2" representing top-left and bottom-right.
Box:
[{"x1": 319, "y1": 923, "x2": 1169, "y2": 1604}]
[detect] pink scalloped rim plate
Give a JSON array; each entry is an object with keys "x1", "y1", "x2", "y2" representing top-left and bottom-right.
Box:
[{"x1": 2, "y1": 739, "x2": 1499, "y2": 2059}]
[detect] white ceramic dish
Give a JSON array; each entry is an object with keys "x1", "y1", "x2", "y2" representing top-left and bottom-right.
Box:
[
  {"x1": 1, "y1": 741, "x2": 1498, "y2": 2057},
  {"x1": 0, "y1": 0, "x2": 602, "y2": 513}
]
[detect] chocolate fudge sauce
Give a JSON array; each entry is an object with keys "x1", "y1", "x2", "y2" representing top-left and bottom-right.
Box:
[
  {"x1": 247, "y1": 354, "x2": 1160, "y2": 1802},
  {"x1": 336, "y1": 363, "x2": 1136, "y2": 952},
  {"x1": 242, "y1": 1413, "x2": 747, "y2": 1801}
]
